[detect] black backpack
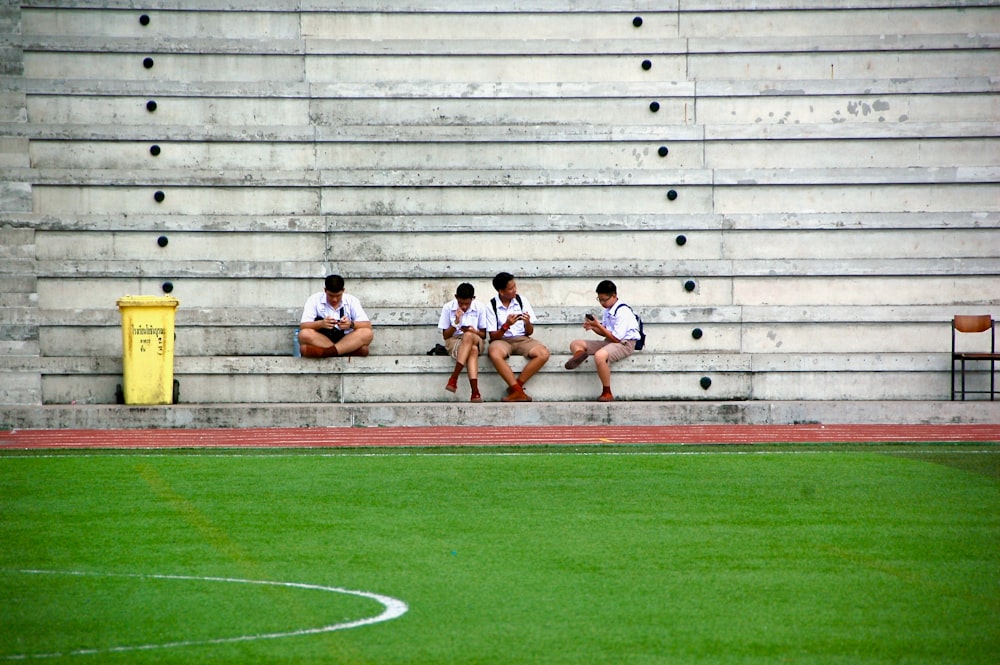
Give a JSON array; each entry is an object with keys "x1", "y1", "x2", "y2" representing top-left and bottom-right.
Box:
[{"x1": 613, "y1": 303, "x2": 645, "y2": 350}]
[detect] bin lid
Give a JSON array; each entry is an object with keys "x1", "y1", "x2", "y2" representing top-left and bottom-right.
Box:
[{"x1": 116, "y1": 295, "x2": 180, "y2": 308}]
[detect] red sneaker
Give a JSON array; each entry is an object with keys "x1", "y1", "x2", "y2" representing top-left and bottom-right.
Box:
[
  {"x1": 445, "y1": 378, "x2": 458, "y2": 393},
  {"x1": 598, "y1": 392, "x2": 615, "y2": 402},
  {"x1": 564, "y1": 352, "x2": 588, "y2": 370},
  {"x1": 470, "y1": 392, "x2": 483, "y2": 403},
  {"x1": 502, "y1": 387, "x2": 532, "y2": 402}
]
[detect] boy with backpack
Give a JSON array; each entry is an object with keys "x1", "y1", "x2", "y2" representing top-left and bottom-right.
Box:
[
  {"x1": 485, "y1": 272, "x2": 551, "y2": 402},
  {"x1": 564, "y1": 280, "x2": 643, "y2": 402}
]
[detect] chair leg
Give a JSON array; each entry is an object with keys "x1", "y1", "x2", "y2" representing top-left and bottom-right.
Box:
[
  {"x1": 961, "y1": 358, "x2": 966, "y2": 400},
  {"x1": 951, "y1": 358, "x2": 956, "y2": 401}
]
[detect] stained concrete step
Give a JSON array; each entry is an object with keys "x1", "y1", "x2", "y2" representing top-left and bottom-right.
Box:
[
  {"x1": 5, "y1": 352, "x2": 993, "y2": 404},
  {"x1": 1, "y1": 400, "x2": 998, "y2": 431}
]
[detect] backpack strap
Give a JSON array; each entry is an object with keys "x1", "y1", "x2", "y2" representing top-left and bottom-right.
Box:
[
  {"x1": 492, "y1": 295, "x2": 524, "y2": 330},
  {"x1": 612, "y1": 303, "x2": 634, "y2": 318},
  {"x1": 612, "y1": 303, "x2": 644, "y2": 334}
]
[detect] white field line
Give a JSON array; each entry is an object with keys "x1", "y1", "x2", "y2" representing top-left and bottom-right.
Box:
[{"x1": 1, "y1": 570, "x2": 408, "y2": 661}]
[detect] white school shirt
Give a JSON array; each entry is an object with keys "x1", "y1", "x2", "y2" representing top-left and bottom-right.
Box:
[
  {"x1": 300, "y1": 291, "x2": 370, "y2": 334},
  {"x1": 485, "y1": 294, "x2": 535, "y2": 338},
  {"x1": 438, "y1": 299, "x2": 487, "y2": 337},
  {"x1": 604, "y1": 301, "x2": 641, "y2": 342}
]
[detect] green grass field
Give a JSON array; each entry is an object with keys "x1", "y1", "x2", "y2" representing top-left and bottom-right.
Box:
[{"x1": 2, "y1": 444, "x2": 998, "y2": 664}]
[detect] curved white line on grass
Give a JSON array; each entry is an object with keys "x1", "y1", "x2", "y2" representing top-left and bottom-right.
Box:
[{"x1": 3, "y1": 569, "x2": 408, "y2": 660}]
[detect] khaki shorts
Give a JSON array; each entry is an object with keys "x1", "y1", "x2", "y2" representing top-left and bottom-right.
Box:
[
  {"x1": 445, "y1": 334, "x2": 483, "y2": 359},
  {"x1": 582, "y1": 339, "x2": 636, "y2": 363},
  {"x1": 490, "y1": 335, "x2": 547, "y2": 358}
]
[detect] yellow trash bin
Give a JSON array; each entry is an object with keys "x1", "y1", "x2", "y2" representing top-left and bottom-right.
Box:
[{"x1": 116, "y1": 295, "x2": 180, "y2": 405}]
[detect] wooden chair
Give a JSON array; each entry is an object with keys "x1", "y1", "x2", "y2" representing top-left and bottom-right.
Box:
[{"x1": 951, "y1": 315, "x2": 999, "y2": 400}]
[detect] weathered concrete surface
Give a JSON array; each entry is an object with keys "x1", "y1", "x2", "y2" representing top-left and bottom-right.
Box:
[{"x1": 1, "y1": 400, "x2": 998, "y2": 431}]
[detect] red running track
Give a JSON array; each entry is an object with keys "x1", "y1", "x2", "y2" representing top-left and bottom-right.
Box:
[{"x1": 1, "y1": 424, "x2": 999, "y2": 449}]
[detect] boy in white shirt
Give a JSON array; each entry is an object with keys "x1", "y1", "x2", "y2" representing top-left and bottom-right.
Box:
[
  {"x1": 564, "y1": 280, "x2": 641, "y2": 402},
  {"x1": 298, "y1": 274, "x2": 374, "y2": 358},
  {"x1": 438, "y1": 282, "x2": 487, "y2": 402},
  {"x1": 485, "y1": 272, "x2": 551, "y2": 402}
]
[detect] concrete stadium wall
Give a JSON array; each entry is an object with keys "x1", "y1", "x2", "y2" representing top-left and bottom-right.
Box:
[{"x1": 1, "y1": 1, "x2": 998, "y2": 406}]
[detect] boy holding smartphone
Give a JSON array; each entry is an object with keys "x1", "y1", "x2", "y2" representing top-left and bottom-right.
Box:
[
  {"x1": 485, "y1": 272, "x2": 550, "y2": 402},
  {"x1": 564, "y1": 280, "x2": 641, "y2": 402},
  {"x1": 439, "y1": 282, "x2": 488, "y2": 402},
  {"x1": 298, "y1": 274, "x2": 374, "y2": 358}
]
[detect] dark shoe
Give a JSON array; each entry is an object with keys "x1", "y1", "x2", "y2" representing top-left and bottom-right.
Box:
[
  {"x1": 446, "y1": 378, "x2": 458, "y2": 393},
  {"x1": 502, "y1": 387, "x2": 532, "y2": 402},
  {"x1": 470, "y1": 393, "x2": 483, "y2": 403},
  {"x1": 564, "y1": 352, "x2": 587, "y2": 370},
  {"x1": 598, "y1": 392, "x2": 615, "y2": 402}
]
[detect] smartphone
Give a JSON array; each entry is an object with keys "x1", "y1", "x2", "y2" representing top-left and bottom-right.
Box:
[{"x1": 585, "y1": 313, "x2": 595, "y2": 321}]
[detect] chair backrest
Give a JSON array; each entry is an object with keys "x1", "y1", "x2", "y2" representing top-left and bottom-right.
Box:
[
  {"x1": 952, "y1": 315, "x2": 996, "y2": 355},
  {"x1": 954, "y1": 315, "x2": 993, "y2": 334}
]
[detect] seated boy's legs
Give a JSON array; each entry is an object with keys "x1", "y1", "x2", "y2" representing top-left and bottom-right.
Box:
[
  {"x1": 444, "y1": 337, "x2": 463, "y2": 390},
  {"x1": 582, "y1": 339, "x2": 610, "y2": 357},
  {"x1": 456, "y1": 334, "x2": 482, "y2": 379},
  {"x1": 444, "y1": 336, "x2": 463, "y2": 359},
  {"x1": 488, "y1": 339, "x2": 517, "y2": 388},
  {"x1": 445, "y1": 335, "x2": 480, "y2": 373},
  {"x1": 565, "y1": 339, "x2": 605, "y2": 369},
  {"x1": 446, "y1": 335, "x2": 481, "y2": 366},
  {"x1": 593, "y1": 341, "x2": 634, "y2": 400},
  {"x1": 300, "y1": 323, "x2": 372, "y2": 358},
  {"x1": 337, "y1": 327, "x2": 373, "y2": 357},
  {"x1": 445, "y1": 335, "x2": 483, "y2": 399},
  {"x1": 508, "y1": 337, "x2": 550, "y2": 388},
  {"x1": 599, "y1": 340, "x2": 634, "y2": 364},
  {"x1": 299, "y1": 326, "x2": 343, "y2": 357}
]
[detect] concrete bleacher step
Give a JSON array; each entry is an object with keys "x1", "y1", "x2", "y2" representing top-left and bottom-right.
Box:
[
  {"x1": 20, "y1": 4, "x2": 996, "y2": 41},
  {"x1": 4, "y1": 350, "x2": 992, "y2": 406},
  {"x1": 1, "y1": 400, "x2": 998, "y2": 431},
  {"x1": 1, "y1": 301, "x2": 993, "y2": 406},
  {"x1": 5, "y1": 211, "x2": 997, "y2": 233}
]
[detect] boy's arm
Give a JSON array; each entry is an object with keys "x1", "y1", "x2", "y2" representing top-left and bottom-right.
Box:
[
  {"x1": 521, "y1": 301, "x2": 535, "y2": 335},
  {"x1": 441, "y1": 305, "x2": 458, "y2": 340},
  {"x1": 585, "y1": 314, "x2": 619, "y2": 343},
  {"x1": 300, "y1": 297, "x2": 326, "y2": 330},
  {"x1": 486, "y1": 304, "x2": 506, "y2": 341}
]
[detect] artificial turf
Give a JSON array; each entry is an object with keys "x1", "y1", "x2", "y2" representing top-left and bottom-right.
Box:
[{"x1": 1, "y1": 444, "x2": 998, "y2": 664}]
